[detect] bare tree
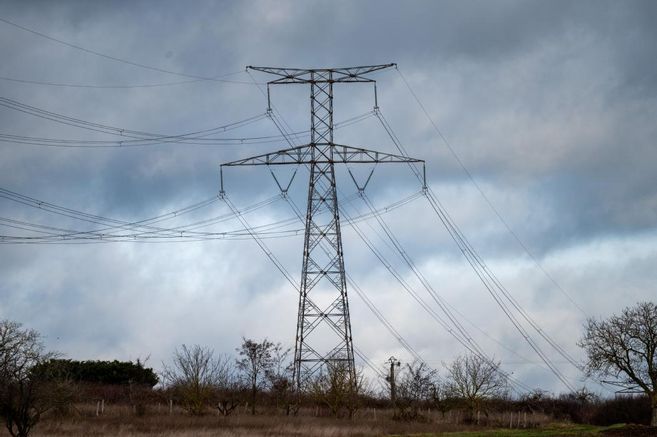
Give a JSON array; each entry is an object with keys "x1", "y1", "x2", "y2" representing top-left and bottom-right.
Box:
[
  {"x1": 308, "y1": 363, "x2": 368, "y2": 418},
  {"x1": 236, "y1": 337, "x2": 276, "y2": 415},
  {"x1": 578, "y1": 301, "x2": 657, "y2": 426},
  {"x1": 161, "y1": 344, "x2": 233, "y2": 416},
  {"x1": 520, "y1": 388, "x2": 551, "y2": 414},
  {"x1": 396, "y1": 361, "x2": 438, "y2": 420},
  {"x1": 445, "y1": 354, "x2": 508, "y2": 421},
  {"x1": 265, "y1": 343, "x2": 293, "y2": 413},
  {"x1": 0, "y1": 320, "x2": 71, "y2": 437},
  {"x1": 430, "y1": 380, "x2": 453, "y2": 419}
]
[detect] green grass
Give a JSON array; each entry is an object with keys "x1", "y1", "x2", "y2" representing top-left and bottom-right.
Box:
[{"x1": 398, "y1": 423, "x2": 626, "y2": 437}]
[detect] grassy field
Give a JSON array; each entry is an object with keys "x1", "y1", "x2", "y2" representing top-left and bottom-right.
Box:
[
  {"x1": 3, "y1": 404, "x2": 648, "y2": 437},
  {"x1": 439, "y1": 424, "x2": 624, "y2": 436},
  {"x1": 29, "y1": 419, "x2": 642, "y2": 437}
]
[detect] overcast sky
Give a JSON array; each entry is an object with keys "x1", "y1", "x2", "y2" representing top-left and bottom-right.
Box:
[{"x1": 1, "y1": 0, "x2": 656, "y2": 396}]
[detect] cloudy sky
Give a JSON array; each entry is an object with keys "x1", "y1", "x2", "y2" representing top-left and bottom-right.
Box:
[{"x1": 1, "y1": 0, "x2": 656, "y2": 395}]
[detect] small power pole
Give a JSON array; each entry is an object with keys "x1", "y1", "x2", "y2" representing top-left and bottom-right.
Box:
[
  {"x1": 221, "y1": 65, "x2": 425, "y2": 390},
  {"x1": 387, "y1": 356, "x2": 401, "y2": 408}
]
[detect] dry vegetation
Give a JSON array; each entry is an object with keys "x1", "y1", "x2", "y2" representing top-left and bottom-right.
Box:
[
  {"x1": 3, "y1": 311, "x2": 657, "y2": 436},
  {"x1": 4, "y1": 402, "x2": 562, "y2": 437}
]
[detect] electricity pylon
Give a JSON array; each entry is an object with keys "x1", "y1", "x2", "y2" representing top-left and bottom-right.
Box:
[{"x1": 220, "y1": 64, "x2": 425, "y2": 390}]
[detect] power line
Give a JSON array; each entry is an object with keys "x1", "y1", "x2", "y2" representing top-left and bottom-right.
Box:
[
  {"x1": 0, "y1": 96, "x2": 269, "y2": 142},
  {"x1": 0, "y1": 187, "x2": 280, "y2": 242},
  {"x1": 385, "y1": 73, "x2": 596, "y2": 384},
  {"x1": 0, "y1": 16, "x2": 253, "y2": 83},
  {"x1": 0, "y1": 186, "x2": 421, "y2": 244},
  {"x1": 0, "y1": 97, "x2": 374, "y2": 148},
  {"x1": 0, "y1": 111, "x2": 373, "y2": 148},
  {"x1": 0, "y1": 74, "x2": 256, "y2": 89},
  {"x1": 343, "y1": 189, "x2": 553, "y2": 377},
  {"x1": 395, "y1": 67, "x2": 588, "y2": 319},
  {"x1": 340, "y1": 198, "x2": 533, "y2": 394},
  {"x1": 372, "y1": 106, "x2": 578, "y2": 391}
]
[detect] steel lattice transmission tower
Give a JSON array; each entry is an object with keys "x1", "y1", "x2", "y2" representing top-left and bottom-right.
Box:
[{"x1": 220, "y1": 64, "x2": 424, "y2": 389}]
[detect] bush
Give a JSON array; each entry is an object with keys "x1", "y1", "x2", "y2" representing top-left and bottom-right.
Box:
[
  {"x1": 32, "y1": 359, "x2": 158, "y2": 387},
  {"x1": 591, "y1": 396, "x2": 651, "y2": 426}
]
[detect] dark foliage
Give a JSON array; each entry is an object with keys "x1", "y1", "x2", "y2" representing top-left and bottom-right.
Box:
[
  {"x1": 483, "y1": 392, "x2": 652, "y2": 426},
  {"x1": 32, "y1": 359, "x2": 158, "y2": 387},
  {"x1": 591, "y1": 396, "x2": 651, "y2": 426}
]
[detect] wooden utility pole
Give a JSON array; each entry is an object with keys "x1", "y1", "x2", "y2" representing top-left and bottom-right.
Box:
[{"x1": 387, "y1": 356, "x2": 401, "y2": 408}]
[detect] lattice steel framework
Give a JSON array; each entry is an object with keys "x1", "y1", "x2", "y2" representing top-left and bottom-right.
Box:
[{"x1": 221, "y1": 64, "x2": 425, "y2": 390}]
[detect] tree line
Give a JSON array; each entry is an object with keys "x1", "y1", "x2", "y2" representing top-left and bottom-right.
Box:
[
  {"x1": 32, "y1": 359, "x2": 158, "y2": 387},
  {"x1": 1, "y1": 301, "x2": 656, "y2": 436}
]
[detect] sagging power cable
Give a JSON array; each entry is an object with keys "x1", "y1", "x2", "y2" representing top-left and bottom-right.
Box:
[
  {"x1": 0, "y1": 97, "x2": 373, "y2": 148},
  {"x1": 0, "y1": 16, "x2": 256, "y2": 83},
  {"x1": 394, "y1": 67, "x2": 588, "y2": 319},
  {"x1": 373, "y1": 105, "x2": 579, "y2": 391}
]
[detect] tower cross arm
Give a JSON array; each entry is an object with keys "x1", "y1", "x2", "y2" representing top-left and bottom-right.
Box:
[
  {"x1": 332, "y1": 143, "x2": 423, "y2": 164},
  {"x1": 220, "y1": 143, "x2": 423, "y2": 167},
  {"x1": 247, "y1": 64, "x2": 396, "y2": 84}
]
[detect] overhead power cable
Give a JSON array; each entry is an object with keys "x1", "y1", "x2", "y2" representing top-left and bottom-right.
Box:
[
  {"x1": 372, "y1": 105, "x2": 578, "y2": 391},
  {"x1": 347, "y1": 196, "x2": 541, "y2": 368},
  {"x1": 395, "y1": 67, "x2": 588, "y2": 319},
  {"x1": 0, "y1": 97, "x2": 374, "y2": 148},
  {"x1": 0, "y1": 187, "x2": 284, "y2": 243},
  {"x1": 0, "y1": 16, "x2": 256, "y2": 83},
  {"x1": 377, "y1": 105, "x2": 579, "y2": 384},
  {"x1": 360, "y1": 192, "x2": 478, "y2": 349},
  {"x1": 0, "y1": 75, "x2": 204, "y2": 89},
  {"x1": 245, "y1": 70, "x2": 310, "y2": 149},
  {"x1": 341, "y1": 198, "x2": 533, "y2": 394},
  {"x1": 377, "y1": 90, "x2": 583, "y2": 372},
  {"x1": 0, "y1": 185, "x2": 420, "y2": 244},
  {"x1": 347, "y1": 192, "x2": 554, "y2": 393},
  {"x1": 0, "y1": 111, "x2": 372, "y2": 148},
  {"x1": 0, "y1": 96, "x2": 267, "y2": 141}
]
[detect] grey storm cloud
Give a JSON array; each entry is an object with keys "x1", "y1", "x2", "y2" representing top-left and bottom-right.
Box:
[{"x1": 1, "y1": 0, "x2": 656, "y2": 395}]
